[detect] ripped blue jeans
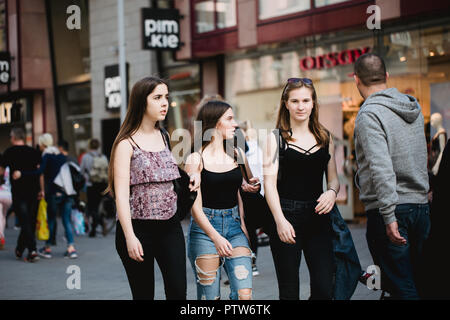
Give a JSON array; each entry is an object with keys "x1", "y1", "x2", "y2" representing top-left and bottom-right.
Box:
[{"x1": 187, "y1": 206, "x2": 253, "y2": 300}]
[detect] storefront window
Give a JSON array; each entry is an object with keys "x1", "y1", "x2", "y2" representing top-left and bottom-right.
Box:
[
  {"x1": 259, "y1": 0, "x2": 310, "y2": 20},
  {"x1": 217, "y1": 0, "x2": 236, "y2": 29},
  {"x1": 195, "y1": 0, "x2": 236, "y2": 34},
  {"x1": 314, "y1": 0, "x2": 351, "y2": 8}
]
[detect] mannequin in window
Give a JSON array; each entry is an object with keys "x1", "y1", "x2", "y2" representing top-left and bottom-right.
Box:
[{"x1": 430, "y1": 113, "x2": 447, "y2": 176}]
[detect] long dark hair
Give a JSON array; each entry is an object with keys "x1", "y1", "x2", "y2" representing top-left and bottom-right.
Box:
[
  {"x1": 193, "y1": 100, "x2": 233, "y2": 154},
  {"x1": 105, "y1": 76, "x2": 168, "y2": 196},
  {"x1": 276, "y1": 80, "x2": 329, "y2": 146}
]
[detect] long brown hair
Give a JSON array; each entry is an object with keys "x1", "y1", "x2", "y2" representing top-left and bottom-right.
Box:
[
  {"x1": 275, "y1": 80, "x2": 329, "y2": 146},
  {"x1": 105, "y1": 76, "x2": 168, "y2": 197},
  {"x1": 193, "y1": 100, "x2": 232, "y2": 153}
]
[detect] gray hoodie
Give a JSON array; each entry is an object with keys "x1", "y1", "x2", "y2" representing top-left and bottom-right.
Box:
[{"x1": 354, "y1": 87, "x2": 429, "y2": 225}]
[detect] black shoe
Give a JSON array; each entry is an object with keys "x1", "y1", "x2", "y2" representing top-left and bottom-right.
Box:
[
  {"x1": 15, "y1": 248, "x2": 23, "y2": 260},
  {"x1": 89, "y1": 230, "x2": 96, "y2": 238},
  {"x1": 25, "y1": 251, "x2": 40, "y2": 263}
]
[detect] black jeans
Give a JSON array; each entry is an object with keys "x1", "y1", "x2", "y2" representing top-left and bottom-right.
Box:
[
  {"x1": 14, "y1": 193, "x2": 38, "y2": 253},
  {"x1": 366, "y1": 203, "x2": 430, "y2": 300},
  {"x1": 115, "y1": 216, "x2": 187, "y2": 300},
  {"x1": 269, "y1": 198, "x2": 335, "y2": 300},
  {"x1": 87, "y1": 183, "x2": 106, "y2": 231}
]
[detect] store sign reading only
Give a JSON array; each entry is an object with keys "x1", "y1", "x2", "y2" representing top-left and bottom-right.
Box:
[
  {"x1": 142, "y1": 8, "x2": 180, "y2": 50},
  {"x1": 300, "y1": 47, "x2": 371, "y2": 71}
]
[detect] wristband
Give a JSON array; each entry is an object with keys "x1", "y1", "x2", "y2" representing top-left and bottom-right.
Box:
[{"x1": 328, "y1": 188, "x2": 338, "y2": 196}]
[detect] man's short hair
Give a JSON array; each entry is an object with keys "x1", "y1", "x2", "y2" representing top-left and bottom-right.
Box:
[
  {"x1": 89, "y1": 138, "x2": 100, "y2": 150},
  {"x1": 58, "y1": 139, "x2": 69, "y2": 152},
  {"x1": 10, "y1": 127, "x2": 25, "y2": 141},
  {"x1": 354, "y1": 53, "x2": 387, "y2": 86}
]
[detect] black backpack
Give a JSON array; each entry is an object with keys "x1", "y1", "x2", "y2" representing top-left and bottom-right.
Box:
[
  {"x1": 68, "y1": 162, "x2": 85, "y2": 193},
  {"x1": 160, "y1": 128, "x2": 197, "y2": 221}
]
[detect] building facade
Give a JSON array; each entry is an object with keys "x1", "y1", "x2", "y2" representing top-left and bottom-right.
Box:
[
  {"x1": 174, "y1": 0, "x2": 450, "y2": 218},
  {"x1": 0, "y1": 0, "x2": 57, "y2": 151}
]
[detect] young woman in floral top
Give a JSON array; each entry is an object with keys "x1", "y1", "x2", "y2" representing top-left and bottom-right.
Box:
[{"x1": 106, "y1": 77, "x2": 199, "y2": 300}]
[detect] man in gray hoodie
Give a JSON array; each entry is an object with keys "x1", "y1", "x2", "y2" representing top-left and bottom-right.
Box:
[{"x1": 353, "y1": 53, "x2": 430, "y2": 299}]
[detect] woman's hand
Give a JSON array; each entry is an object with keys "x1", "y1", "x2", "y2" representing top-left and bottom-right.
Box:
[
  {"x1": 212, "y1": 235, "x2": 233, "y2": 257},
  {"x1": 126, "y1": 234, "x2": 144, "y2": 262},
  {"x1": 241, "y1": 177, "x2": 261, "y2": 193},
  {"x1": 315, "y1": 190, "x2": 336, "y2": 215},
  {"x1": 12, "y1": 170, "x2": 21, "y2": 180},
  {"x1": 189, "y1": 172, "x2": 200, "y2": 192},
  {"x1": 276, "y1": 217, "x2": 296, "y2": 244}
]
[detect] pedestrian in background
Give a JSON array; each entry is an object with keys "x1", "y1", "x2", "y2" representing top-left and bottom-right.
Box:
[
  {"x1": 185, "y1": 100, "x2": 257, "y2": 300},
  {"x1": 0, "y1": 127, "x2": 42, "y2": 262},
  {"x1": 353, "y1": 53, "x2": 430, "y2": 299},
  {"x1": 109, "y1": 76, "x2": 199, "y2": 300},
  {"x1": 80, "y1": 138, "x2": 109, "y2": 237},
  {"x1": 0, "y1": 158, "x2": 12, "y2": 250},
  {"x1": 263, "y1": 77, "x2": 340, "y2": 300},
  {"x1": 13, "y1": 133, "x2": 79, "y2": 259},
  {"x1": 239, "y1": 120, "x2": 265, "y2": 277}
]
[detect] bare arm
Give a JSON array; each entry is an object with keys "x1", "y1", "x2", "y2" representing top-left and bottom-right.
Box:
[
  {"x1": 315, "y1": 136, "x2": 340, "y2": 215},
  {"x1": 263, "y1": 132, "x2": 296, "y2": 244},
  {"x1": 114, "y1": 140, "x2": 144, "y2": 262}
]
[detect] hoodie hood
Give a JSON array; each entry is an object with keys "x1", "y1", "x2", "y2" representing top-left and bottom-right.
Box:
[{"x1": 363, "y1": 87, "x2": 421, "y2": 123}]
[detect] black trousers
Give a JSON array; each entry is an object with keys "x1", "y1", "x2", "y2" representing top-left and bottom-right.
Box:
[
  {"x1": 14, "y1": 193, "x2": 38, "y2": 253},
  {"x1": 87, "y1": 183, "x2": 107, "y2": 230},
  {"x1": 269, "y1": 198, "x2": 335, "y2": 300},
  {"x1": 115, "y1": 216, "x2": 187, "y2": 300}
]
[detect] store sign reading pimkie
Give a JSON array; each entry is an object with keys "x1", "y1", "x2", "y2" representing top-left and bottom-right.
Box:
[{"x1": 300, "y1": 47, "x2": 371, "y2": 71}]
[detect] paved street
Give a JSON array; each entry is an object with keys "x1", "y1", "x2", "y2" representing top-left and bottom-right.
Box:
[{"x1": 0, "y1": 214, "x2": 380, "y2": 300}]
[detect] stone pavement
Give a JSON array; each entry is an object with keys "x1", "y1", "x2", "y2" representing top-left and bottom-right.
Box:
[{"x1": 0, "y1": 215, "x2": 380, "y2": 300}]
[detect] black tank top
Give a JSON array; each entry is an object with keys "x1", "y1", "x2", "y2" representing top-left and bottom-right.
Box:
[
  {"x1": 278, "y1": 143, "x2": 331, "y2": 201},
  {"x1": 200, "y1": 158, "x2": 243, "y2": 209}
]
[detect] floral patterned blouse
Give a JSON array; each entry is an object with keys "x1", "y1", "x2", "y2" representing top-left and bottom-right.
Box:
[{"x1": 127, "y1": 137, "x2": 180, "y2": 220}]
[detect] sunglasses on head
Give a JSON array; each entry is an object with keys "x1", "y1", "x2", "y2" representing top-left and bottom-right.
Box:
[
  {"x1": 287, "y1": 77, "x2": 313, "y2": 85},
  {"x1": 283, "y1": 78, "x2": 313, "y2": 96}
]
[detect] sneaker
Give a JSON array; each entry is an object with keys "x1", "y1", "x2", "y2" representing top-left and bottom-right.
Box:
[
  {"x1": 38, "y1": 247, "x2": 52, "y2": 259},
  {"x1": 359, "y1": 271, "x2": 376, "y2": 287},
  {"x1": 224, "y1": 279, "x2": 230, "y2": 286},
  {"x1": 25, "y1": 251, "x2": 40, "y2": 263},
  {"x1": 0, "y1": 237, "x2": 5, "y2": 250},
  {"x1": 252, "y1": 264, "x2": 260, "y2": 276},
  {"x1": 64, "y1": 250, "x2": 78, "y2": 259},
  {"x1": 15, "y1": 248, "x2": 23, "y2": 260}
]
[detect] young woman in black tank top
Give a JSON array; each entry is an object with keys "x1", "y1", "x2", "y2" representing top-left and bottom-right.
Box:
[
  {"x1": 263, "y1": 78, "x2": 340, "y2": 300},
  {"x1": 185, "y1": 100, "x2": 260, "y2": 300}
]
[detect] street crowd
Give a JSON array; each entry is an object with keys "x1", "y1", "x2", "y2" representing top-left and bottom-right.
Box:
[{"x1": 1, "y1": 53, "x2": 448, "y2": 300}]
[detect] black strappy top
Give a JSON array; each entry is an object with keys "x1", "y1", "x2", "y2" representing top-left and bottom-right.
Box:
[
  {"x1": 278, "y1": 142, "x2": 331, "y2": 201},
  {"x1": 199, "y1": 154, "x2": 243, "y2": 209}
]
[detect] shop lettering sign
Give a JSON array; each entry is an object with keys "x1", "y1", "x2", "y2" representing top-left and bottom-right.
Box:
[
  {"x1": 0, "y1": 52, "x2": 11, "y2": 85},
  {"x1": 104, "y1": 64, "x2": 129, "y2": 111},
  {"x1": 142, "y1": 8, "x2": 180, "y2": 50},
  {"x1": 0, "y1": 102, "x2": 12, "y2": 124},
  {"x1": 300, "y1": 47, "x2": 371, "y2": 71}
]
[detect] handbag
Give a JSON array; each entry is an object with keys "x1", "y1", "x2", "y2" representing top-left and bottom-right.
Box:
[
  {"x1": 160, "y1": 128, "x2": 198, "y2": 221},
  {"x1": 235, "y1": 148, "x2": 274, "y2": 231}
]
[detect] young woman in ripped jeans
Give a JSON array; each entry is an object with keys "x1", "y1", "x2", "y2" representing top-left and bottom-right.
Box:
[{"x1": 185, "y1": 100, "x2": 260, "y2": 300}]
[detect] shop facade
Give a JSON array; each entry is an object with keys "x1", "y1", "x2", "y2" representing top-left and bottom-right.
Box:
[
  {"x1": 0, "y1": 0, "x2": 57, "y2": 151},
  {"x1": 176, "y1": 0, "x2": 450, "y2": 219}
]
